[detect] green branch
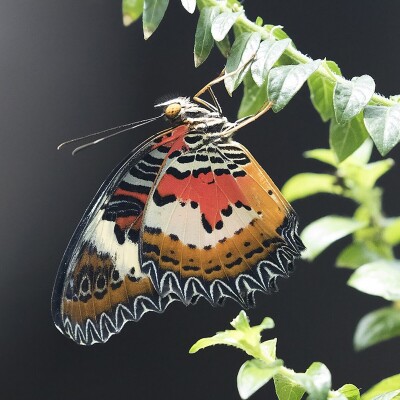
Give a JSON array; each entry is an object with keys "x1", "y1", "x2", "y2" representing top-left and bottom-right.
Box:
[
  {"x1": 123, "y1": 0, "x2": 400, "y2": 157},
  {"x1": 190, "y1": 311, "x2": 400, "y2": 400}
]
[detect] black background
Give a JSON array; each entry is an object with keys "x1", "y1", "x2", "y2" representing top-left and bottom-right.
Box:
[{"x1": 1, "y1": 1, "x2": 400, "y2": 399}]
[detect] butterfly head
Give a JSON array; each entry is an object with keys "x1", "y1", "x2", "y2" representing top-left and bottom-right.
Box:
[{"x1": 155, "y1": 97, "x2": 222, "y2": 127}]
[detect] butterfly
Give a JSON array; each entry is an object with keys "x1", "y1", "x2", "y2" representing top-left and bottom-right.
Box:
[{"x1": 51, "y1": 72, "x2": 305, "y2": 345}]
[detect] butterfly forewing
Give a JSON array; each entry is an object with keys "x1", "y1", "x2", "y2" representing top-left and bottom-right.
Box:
[{"x1": 52, "y1": 126, "x2": 190, "y2": 344}]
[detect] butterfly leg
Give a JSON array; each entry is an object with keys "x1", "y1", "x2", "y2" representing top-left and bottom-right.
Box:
[
  {"x1": 193, "y1": 57, "x2": 255, "y2": 115},
  {"x1": 220, "y1": 101, "x2": 274, "y2": 137}
]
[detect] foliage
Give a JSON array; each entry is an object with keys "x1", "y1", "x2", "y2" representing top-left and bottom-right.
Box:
[
  {"x1": 190, "y1": 311, "x2": 399, "y2": 400},
  {"x1": 123, "y1": 0, "x2": 400, "y2": 156},
  {"x1": 282, "y1": 139, "x2": 400, "y2": 353},
  {"x1": 120, "y1": 1, "x2": 400, "y2": 398}
]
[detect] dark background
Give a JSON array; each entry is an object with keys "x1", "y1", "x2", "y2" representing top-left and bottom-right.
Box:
[{"x1": 1, "y1": 1, "x2": 400, "y2": 399}]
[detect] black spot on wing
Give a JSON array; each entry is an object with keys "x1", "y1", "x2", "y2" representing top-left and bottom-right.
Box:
[
  {"x1": 193, "y1": 166, "x2": 212, "y2": 178},
  {"x1": 201, "y1": 213, "x2": 212, "y2": 234},
  {"x1": 166, "y1": 166, "x2": 191, "y2": 179},
  {"x1": 153, "y1": 189, "x2": 177, "y2": 206}
]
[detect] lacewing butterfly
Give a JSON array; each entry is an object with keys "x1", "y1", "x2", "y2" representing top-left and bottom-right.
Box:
[{"x1": 52, "y1": 72, "x2": 304, "y2": 345}]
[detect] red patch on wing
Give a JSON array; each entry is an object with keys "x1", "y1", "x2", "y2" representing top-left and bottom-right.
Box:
[
  {"x1": 157, "y1": 171, "x2": 248, "y2": 229},
  {"x1": 151, "y1": 125, "x2": 189, "y2": 151}
]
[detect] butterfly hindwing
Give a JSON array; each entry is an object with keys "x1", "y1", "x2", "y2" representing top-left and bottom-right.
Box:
[
  {"x1": 52, "y1": 125, "x2": 190, "y2": 344},
  {"x1": 141, "y1": 138, "x2": 304, "y2": 308}
]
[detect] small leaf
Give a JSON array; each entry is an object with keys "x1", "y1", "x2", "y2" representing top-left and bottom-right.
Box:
[
  {"x1": 282, "y1": 173, "x2": 341, "y2": 202},
  {"x1": 329, "y1": 113, "x2": 369, "y2": 162},
  {"x1": 251, "y1": 38, "x2": 291, "y2": 87},
  {"x1": 143, "y1": 0, "x2": 169, "y2": 39},
  {"x1": 211, "y1": 11, "x2": 241, "y2": 42},
  {"x1": 194, "y1": 7, "x2": 220, "y2": 67},
  {"x1": 122, "y1": 0, "x2": 144, "y2": 26},
  {"x1": 364, "y1": 104, "x2": 400, "y2": 156},
  {"x1": 334, "y1": 75, "x2": 375, "y2": 124},
  {"x1": 336, "y1": 242, "x2": 381, "y2": 269},
  {"x1": 267, "y1": 60, "x2": 322, "y2": 112},
  {"x1": 362, "y1": 375, "x2": 400, "y2": 400},
  {"x1": 390, "y1": 95, "x2": 400, "y2": 103},
  {"x1": 265, "y1": 25, "x2": 290, "y2": 40},
  {"x1": 301, "y1": 216, "x2": 367, "y2": 261},
  {"x1": 237, "y1": 359, "x2": 283, "y2": 399},
  {"x1": 294, "y1": 362, "x2": 332, "y2": 400},
  {"x1": 353, "y1": 306, "x2": 400, "y2": 351},
  {"x1": 225, "y1": 32, "x2": 261, "y2": 94},
  {"x1": 340, "y1": 138, "x2": 373, "y2": 166},
  {"x1": 338, "y1": 384, "x2": 361, "y2": 400},
  {"x1": 383, "y1": 217, "x2": 400, "y2": 245},
  {"x1": 304, "y1": 148, "x2": 338, "y2": 166},
  {"x1": 358, "y1": 159, "x2": 394, "y2": 188},
  {"x1": 231, "y1": 309, "x2": 252, "y2": 330},
  {"x1": 348, "y1": 260, "x2": 400, "y2": 300},
  {"x1": 308, "y1": 60, "x2": 342, "y2": 122},
  {"x1": 274, "y1": 374, "x2": 305, "y2": 400},
  {"x1": 369, "y1": 391, "x2": 400, "y2": 400},
  {"x1": 238, "y1": 73, "x2": 267, "y2": 119},
  {"x1": 216, "y1": 34, "x2": 231, "y2": 57},
  {"x1": 260, "y1": 338, "x2": 277, "y2": 360},
  {"x1": 189, "y1": 311, "x2": 274, "y2": 356},
  {"x1": 181, "y1": 0, "x2": 196, "y2": 14}
]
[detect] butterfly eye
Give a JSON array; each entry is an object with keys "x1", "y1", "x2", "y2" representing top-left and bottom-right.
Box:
[{"x1": 164, "y1": 103, "x2": 182, "y2": 119}]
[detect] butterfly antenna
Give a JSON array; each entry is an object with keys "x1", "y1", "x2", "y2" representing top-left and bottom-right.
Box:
[{"x1": 57, "y1": 115, "x2": 163, "y2": 152}]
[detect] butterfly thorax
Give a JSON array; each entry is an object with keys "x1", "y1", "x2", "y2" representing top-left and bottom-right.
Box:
[{"x1": 156, "y1": 96, "x2": 235, "y2": 148}]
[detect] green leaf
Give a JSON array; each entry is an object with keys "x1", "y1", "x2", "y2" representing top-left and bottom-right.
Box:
[
  {"x1": 304, "y1": 148, "x2": 338, "y2": 167},
  {"x1": 334, "y1": 75, "x2": 375, "y2": 124},
  {"x1": 329, "y1": 113, "x2": 369, "y2": 162},
  {"x1": 301, "y1": 216, "x2": 367, "y2": 261},
  {"x1": 122, "y1": 0, "x2": 144, "y2": 26},
  {"x1": 353, "y1": 306, "x2": 400, "y2": 351},
  {"x1": 341, "y1": 138, "x2": 373, "y2": 165},
  {"x1": 260, "y1": 338, "x2": 277, "y2": 360},
  {"x1": 274, "y1": 373, "x2": 306, "y2": 400},
  {"x1": 237, "y1": 359, "x2": 283, "y2": 399},
  {"x1": 308, "y1": 60, "x2": 342, "y2": 122},
  {"x1": 265, "y1": 25, "x2": 291, "y2": 40},
  {"x1": 267, "y1": 60, "x2": 322, "y2": 112},
  {"x1": 225, "y1": 32, "x2": 261, "y2": 94},
  {"x1": 369, "y1": 391, "x2": 400, "y2": 400},
  {"x1": 364, "y1": 104, "x2": 400, "y2": 156},
  {"x1": 142, "y1": 0, "x2": 169, "y2": 39},
  {"x1": 238, "y1": 73, "x2": 267, "y2": 118},
  {"x1": 362, "y1": 375, "x2": 400, "y2": 400},
  {"x1": 251, "y1": 38, "x2": 291, "y2": 87},
  {"x1": 336, "y1": 242, "x2": 381, "y2": 269},
  {"x1": 282, "y1": 173, "x2": 342, "y2": 202},
  {"x1": 216, "y1": 34, "x2": 231, "y2": 57},
  {"x1": 194, "y1": 7, "x2": 220, "y2": 67},
  {"x1": 357, "y1": 159, "x2": 394, "y2": 189},
  {"x1": 189, "y1": 311, "x2": 275, "y2": 357},
  {"x1": 294, "y1": 362, "x2": 332, "y2": 400},
  {"x1": 211, "y1": 11, "x2": 241, "y2": 42},
  {"x1": 180, "y1": 0, "x2": 196, "y2": 14},
  {"x1": 338, "y1": 384, "x2": 361, "y2": 400},
  {"x1": 383, "y1": 217, "x2": 400, "y2": 245},
  {"x1": 348, "y1": 260, "x2": 400, "y2": 300}
]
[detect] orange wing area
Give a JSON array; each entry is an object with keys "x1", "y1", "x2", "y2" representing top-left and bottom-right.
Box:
[
  {"x1": 60, "y1": 243, "x2": 179, "y2": 345},
  {"x1": 141, "y1": 141, "x2": 304, "y2": 308}
]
